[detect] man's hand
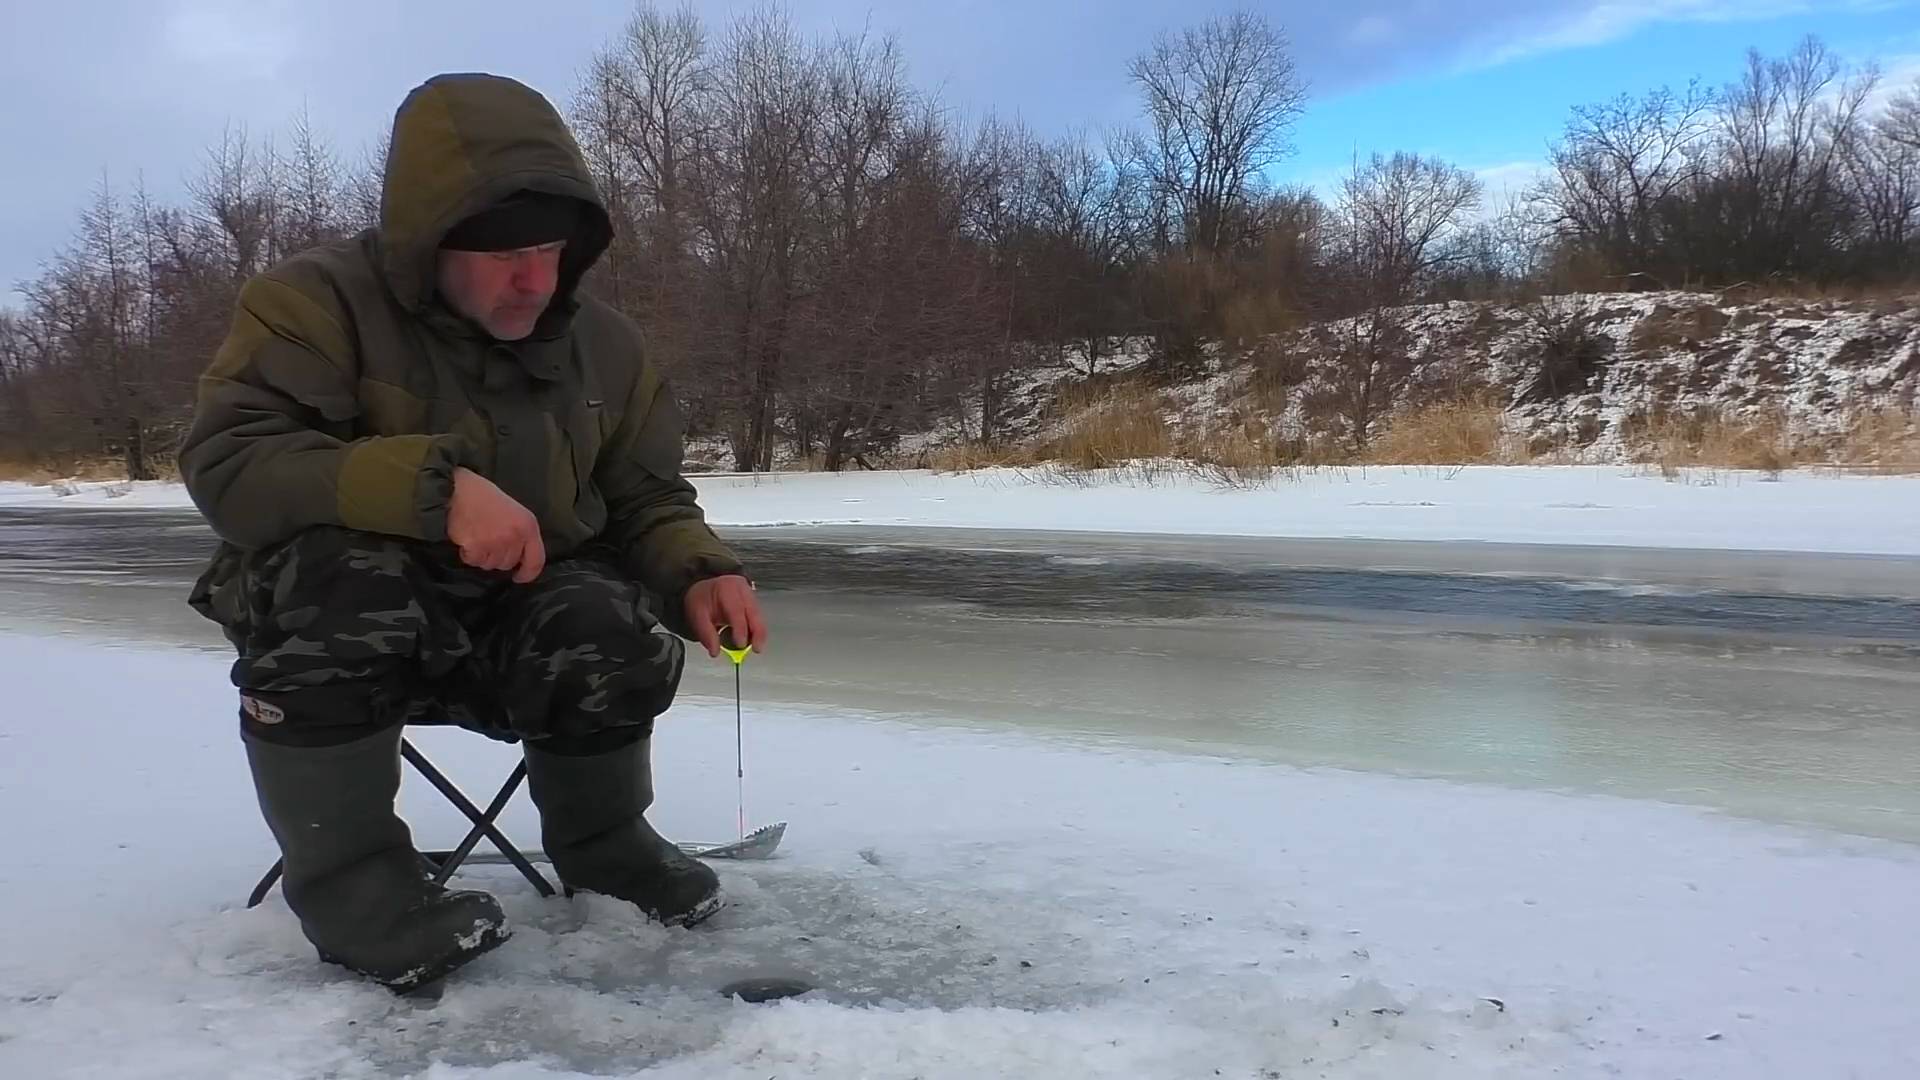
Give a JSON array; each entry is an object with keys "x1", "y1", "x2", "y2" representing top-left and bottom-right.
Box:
[
  {"x1": 447, "y1": 467, "x2": 546, "y2": 584},
  {"x1": 684, "y1": 574, "x2": 768, "y2": 659}
]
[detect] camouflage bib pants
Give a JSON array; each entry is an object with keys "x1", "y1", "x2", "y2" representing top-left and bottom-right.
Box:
[{"x1": 190, "y1": 524, "x2": 685, "y2": 748}]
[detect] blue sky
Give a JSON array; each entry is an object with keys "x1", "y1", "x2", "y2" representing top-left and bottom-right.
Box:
[
  {"x1": 4, "y1": 2, "x2": 1918, "y2": 294},
  {"x1": 1284, "y1": 3, "x2": 1920, "y2": 203}
]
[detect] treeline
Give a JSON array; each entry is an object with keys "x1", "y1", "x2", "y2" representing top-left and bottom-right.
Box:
[
  {"x1": 2, "y1": 5, "x2": 1916, "y2": 477},
  {"x1": 0, "y1": 117, "x2": 383, "y2": 478}
]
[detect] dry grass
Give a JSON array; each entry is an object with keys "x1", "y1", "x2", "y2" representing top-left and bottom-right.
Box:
[
  {"x1": 1172, "y1": 422, "x2": 1301, "y2": 488},
  {"x1": 1040, "y1": 384, "x2": 1173, "y2": 470},
  {"x1": 1714, "y1": 278, "x2": 1920, "y2": 308},
  {"x1": 1366, "y1": 399, "x2": 1519, "y2": 465},
  {"x1": 1619, "y1": 408, "x2": 1799, "y2": 477},
  {"x1": 923, "y1": 441, "x2": 1042, "y2": 473},
  {"x1": 0, "y1": 454, "x2": 156, "y2": 484},
  {"x1": 0, "y1": 456, "x2": 59, "y2": 483},
  {"x1": 1182, "y1": 426, "x2": 1273, "y2": 467},
  {"x1": 1826, "y1": 407, "x2": 1920, "y2": 474}
]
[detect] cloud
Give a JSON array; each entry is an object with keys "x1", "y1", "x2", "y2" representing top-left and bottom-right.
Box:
[
  {"x1": 1475, "y1": 160, "x2": 1551, "y2": 194},
  {"x1": 1350, "y1": 16, "x2": 1398, "y2": 47},
  {"x1": 1470, "y1": 0, "x2": 1907, "y2": 70},
  {"x1": 1862, "y1": 51, "x2": 1920, "y2": 113},
  {"x1": 1465, "y1": 160, "x2": 1552, "y2": 219}
]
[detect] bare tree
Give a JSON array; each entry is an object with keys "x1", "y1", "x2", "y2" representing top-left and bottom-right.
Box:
[
  {"x1": 608, "y1": 2, "x2": 710, "y2": 231},
  {"x1": 281, "y1": 104, "x2": 345, "y2": 253},
  {"x1": 573, "y1": 2, "x2": 712, "y2": 321},
  {"x1": 0, "y1": 311, "x2": 33, "y2": 453},
  {"x1": 1536, "y1": 81, "x2": 1715, "y2": 285},
  {"x1": 1302, "y1": 309, "x2": 1413, "y2": 453},
  {"x1": 1428, "y1": 189, "x2": 1556, "y2": 301},
  {"x1": 191, "y1": 125, "x2": 283, "y2": 281},
  {"x1": 1886, "y1": 77, "x2": 1920, "y2": 151},
  {"x1": 1337, "y1": 151, "x2": 1482, "y2": 307},
  {"x1": 1128, "y1": 10, "x2": 1306, "y2": 256},
  {"x1": 340, "y1": 133, "x2": 389, "y2": 234},
  {"x1": 15, "y1": 177, "x2": 162, "y2": 475},
  {"x1": 1488, "y1": 189, "x2": 1556, "y2": 286},
  {"x1": 567, "y1": 3, "x2": 1023, "y2": 469},
  {"x1": 694, "y1": 3, "x2": 822, "y2": 470},
  {"x1": 1028, "y1": 131, "x2": 1142, "y2": 374},
  {"x1": 952, "y1": 113, "x2": 1044, "y2": 443},
  {"x1": 1841, "y1": 94, "x2": 1920, "y2": 277},
  {"x1": 1702, "y1": 36, "x2": 1876, "y2": 281},
  {"x1": 797, "y1": 26, "x2": 913, "y2": 468},
  {"x1": 1297, "y1": 152, "x2": 1479, "y2": 453}
]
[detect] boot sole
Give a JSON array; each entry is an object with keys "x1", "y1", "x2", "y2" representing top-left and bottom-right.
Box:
[
  {"x1": 668, "y1": 890, "x2": 727, "y2": 929},
  {"x1": 321, "y1": 919, "x2": 513, "y2": 996},
  {"x1": 554, "y1": 878, "x2": 728, "y2": 929}
]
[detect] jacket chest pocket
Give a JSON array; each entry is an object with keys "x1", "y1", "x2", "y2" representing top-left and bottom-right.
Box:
[{"x1": 563, "y1": 397, "x2": 606, "y2": 504}]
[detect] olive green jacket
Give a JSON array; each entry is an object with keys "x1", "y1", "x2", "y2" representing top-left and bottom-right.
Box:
[{"x1": 177, "y1": 73, "x2": 743, "y2": 618}]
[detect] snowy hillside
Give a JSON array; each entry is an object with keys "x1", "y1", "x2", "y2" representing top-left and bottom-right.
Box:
[
  {"x1": 1399, "y1": 291, "x2": 1920, "y2": 456},
  {"x1": 902, "y1": 291, "x2": 1920, "y2": 468}
]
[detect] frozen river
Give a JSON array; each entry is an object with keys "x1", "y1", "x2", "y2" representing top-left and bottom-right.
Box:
[{"x1": 4, "y1": 506, "x2": 1918, "y2": 842}]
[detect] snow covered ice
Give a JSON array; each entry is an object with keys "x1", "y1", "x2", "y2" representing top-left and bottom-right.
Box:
[{"x1": 2, "y1": 630, "x2": 1918, "y2": 1079}]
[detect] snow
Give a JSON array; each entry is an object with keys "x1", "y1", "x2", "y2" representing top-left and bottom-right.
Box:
[
  {"x1": 683, "y1": 465, "x2": 1920, "y2": 556},
  {"x1": 7, "y1": 463, "x2": 1920, "y2": 556},
  {"x1": 2, "y1": 632, "x2": 1918, "y2": 1079},
  {"x1": 1257, "y1": 290, "x2": 1920, "y2": 455},
  {"x1": 0, "y1": 479, "x2": 198, "y2": 509}
]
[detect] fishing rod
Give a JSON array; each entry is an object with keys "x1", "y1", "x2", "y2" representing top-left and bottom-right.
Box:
[{"x1": 717, "y1": 623, "x2": 752, "y2": 841}]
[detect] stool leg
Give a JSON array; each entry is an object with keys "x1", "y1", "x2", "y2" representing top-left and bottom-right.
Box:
[
  {"x1": 247, "y1": 859, "x2": 285, "y2": 908},
  {"x1": 434, "y1": 762, "x2": 526, "y2": 886},
  {"x1": 402, "y1": 740, "x2": 556, "y2": 898}
]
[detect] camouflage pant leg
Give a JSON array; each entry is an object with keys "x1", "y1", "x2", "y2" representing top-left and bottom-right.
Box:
[
  {"x1": 198, "y1": 526, "x2": 493, "y2": 742},
  {"x1": 461, "y1": 553, "x2": 685, "y2": 744},
  {"x1": 199, "y1": 526, "x2": 681, "y2": 745}
]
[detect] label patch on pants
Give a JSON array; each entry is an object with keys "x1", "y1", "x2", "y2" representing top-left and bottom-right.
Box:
[{"x1": 241, "y1": 695, "x2": 287, "y2": 725}]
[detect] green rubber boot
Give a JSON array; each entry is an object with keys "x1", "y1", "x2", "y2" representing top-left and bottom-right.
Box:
[
  {"x1": 523, "y1": 735, "x2": 724, "y2": 927},
  {"x1": 244, "y1": 726, "x2": 510, "y2": 993}
]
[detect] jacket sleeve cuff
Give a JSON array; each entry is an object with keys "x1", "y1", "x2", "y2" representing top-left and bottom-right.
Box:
[
  {"x1": 337, "y1": 433, "x2": 472, "y2": 541},
  {"x1": 640, "y1": 525, "x2": 749, "y2": 638}
]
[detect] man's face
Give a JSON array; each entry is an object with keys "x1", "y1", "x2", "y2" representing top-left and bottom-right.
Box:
[{"x1": 434, "y1": 241, "x2": 566, "y2": 341}]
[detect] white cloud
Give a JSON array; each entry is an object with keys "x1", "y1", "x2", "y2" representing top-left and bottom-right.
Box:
[
  {"x1": 1475, "y1": 160, "x2": 1551, "y2": 195},
  {"x1": 1350, "y1": 16, "x2": 1398, "y2": 47},
  {"x1": 1862, "y1": 52, "x2": 1920, "y2": 114},
  {"x1": 1468, "y1": 0, "x2": 1908, "y2": 71}
]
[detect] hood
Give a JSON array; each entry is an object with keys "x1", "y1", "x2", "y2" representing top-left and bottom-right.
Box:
[{"x1": 377, "y1": 72, "x2": 613, "y2": 317}]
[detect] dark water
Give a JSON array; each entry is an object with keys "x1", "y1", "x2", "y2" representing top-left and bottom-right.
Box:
[
  {"x1": 5, "y1": 507, "x2": 1918, "y2": 650},
  {"x1": 744, "y1": 537, "x2": 1920, "y2": 648}
]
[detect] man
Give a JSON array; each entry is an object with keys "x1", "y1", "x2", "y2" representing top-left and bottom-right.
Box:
[{"x1": 177, "y1": 72, "x2": 768, "y2": 994}]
